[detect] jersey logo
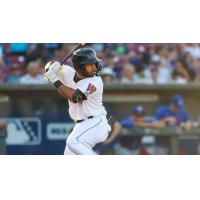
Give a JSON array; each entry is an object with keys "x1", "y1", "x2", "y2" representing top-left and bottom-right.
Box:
[{"x1": 86, "y1": 83, "x2": 96, "y2": 95}]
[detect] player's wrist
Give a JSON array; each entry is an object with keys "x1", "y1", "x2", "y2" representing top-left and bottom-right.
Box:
[{"x1": 54, "y1": 80, "x2": 63, "y2": 89}]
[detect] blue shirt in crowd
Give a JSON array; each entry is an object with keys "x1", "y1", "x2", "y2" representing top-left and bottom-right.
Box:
[
  {"x1": 120, "y1": 117, "x2": 155, "y2": 127},
  {"x1": 155, "y1": 105, "x2": 190, "y2": 125}
]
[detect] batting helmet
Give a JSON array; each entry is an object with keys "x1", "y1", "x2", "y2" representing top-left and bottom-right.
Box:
[{"x1": 71, "y1": 48, "x2": 102, "y2": 77}]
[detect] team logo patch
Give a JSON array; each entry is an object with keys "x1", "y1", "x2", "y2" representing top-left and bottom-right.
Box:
[{"x1": 86, "y1": 83, "x2": 96, "y2": 95}]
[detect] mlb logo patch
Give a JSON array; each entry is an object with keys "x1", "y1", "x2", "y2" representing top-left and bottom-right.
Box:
[{"x1": 3, "y1": 118, "x2": 42, "y2": 145}]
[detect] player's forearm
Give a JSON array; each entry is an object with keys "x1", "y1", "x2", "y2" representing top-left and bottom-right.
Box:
[
  {"x1": 44, "y1": 68, "x2": 76, "y2": 101},
  {"x1": 54, "y1": 81, "x2": 87, "y2": 103},
  {"x1": 103, "y1": 122, "x2": 122, "y2": 144},
  {"x1": 56, "y1": 84, "x2": 75, "y2": 101},
  {"x1": 107, "y1": 122, "x2": 122, "y2": 141},
  {"x1": 185, "y1": 121, "x2": 192, "y2": 130},
  {"x1": 138, "y1": 121, "x2": 166, "y2": 129}
]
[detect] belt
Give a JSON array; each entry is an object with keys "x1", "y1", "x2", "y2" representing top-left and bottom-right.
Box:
[{"x1": 75, "y1": 116, "x2": 94, "y2": 123}]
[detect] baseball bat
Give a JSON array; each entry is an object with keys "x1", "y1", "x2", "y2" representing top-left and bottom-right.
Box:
[
  {"x1": 60, "y1": 43, "x2": 86, "y2": 65},
  {"x1": 44, "y1": 43, "x2": 86, "y2": 78}
]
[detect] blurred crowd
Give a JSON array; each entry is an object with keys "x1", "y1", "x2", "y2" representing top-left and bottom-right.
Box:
[{"x1": 1, "y1": 43, "x2": 200, "y2": 84}]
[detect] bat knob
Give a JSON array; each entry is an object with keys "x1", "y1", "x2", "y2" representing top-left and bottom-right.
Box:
[{"x1": 44, "y1": 61, "x2": 55, "y2": 72}]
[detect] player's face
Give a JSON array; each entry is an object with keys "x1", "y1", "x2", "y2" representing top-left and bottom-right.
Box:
[{"x1": 85, "y1": 63, "x2": 97, "y2": 77}]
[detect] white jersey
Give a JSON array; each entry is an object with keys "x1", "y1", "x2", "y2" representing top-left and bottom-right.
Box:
[{"x1": 57, "y1": 65, "x2": 107, "y2": 121}]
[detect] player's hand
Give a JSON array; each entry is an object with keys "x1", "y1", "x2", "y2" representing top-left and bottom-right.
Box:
[
  {"x1": 44, "y1": 70, "x2": 59, "y2": 83},
  {"x1": 135, "y1": 121, "x2": 147, "y2": 127},
  {"x1": 164, "y1": 117, "x2": 177, "y2": 125},
  {"x1": 44, "y1": 61, "x2": 61, "y2": 73}
]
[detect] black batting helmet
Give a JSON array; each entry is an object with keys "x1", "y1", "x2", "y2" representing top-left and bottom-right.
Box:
[{"x1": 71, "y1": 48, "x2": 102, "y2": 77}]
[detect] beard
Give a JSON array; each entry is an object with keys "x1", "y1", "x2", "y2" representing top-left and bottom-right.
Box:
[{"x1": 81, "y1": 70, "x2": 95, "y2": 77}]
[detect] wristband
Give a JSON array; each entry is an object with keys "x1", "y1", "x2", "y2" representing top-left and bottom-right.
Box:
[{"x1": 54, "y1": 80, "x2": 63, "y2": 89}]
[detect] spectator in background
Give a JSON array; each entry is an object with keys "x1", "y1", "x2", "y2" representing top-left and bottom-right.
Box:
[
  {"x1": 120, "y1": 63, "x2": 135, "y2": 84},
  {"x1": 170, "y1": 69, "x2": 188, "y2": 84},
  {"x1": 136, "y1": 45, "x2": 151, "y2": 67},
  {"x1": 101, "y1": 67, "x2": 118, "y2": 84},
  {"x1": 153, "y1": 44, "x2": 171, "y2": 68},
  {"x1": 120, "y1": 106, "x2": 151, "y2": 127},
  {"x1": 103, "y1": 51, "x2": 116, "y2": 67},
  {"x1": 113, "y1": 106, "x2": 156, "y2": 155},
  {"x1": 133, "y1": 63, "x2": 153, "y2": 84},
  {"x1": 26, "y1": 44, "x2": 53, "y2": 63},
  {"x1": 154, "y1": 94, "x2": 192, "y2": 131},
  {"x1": 150, "y1": 54, "x2": 171, "y2": 84},
  {"x1": 180, "y1": 52, "x2": 197, "y2": 82},
  {"x1": 173, "y1": 60, "x2": 190, "y2": 82},
  {"x1": 19, "y1": 61, "x2": 47, "y2": 84},
  {"x1": 103, "y1": 51, "x2": 121, "y2": 77},
  {"x1": 114, "y1": 44, "x2": 129, "y2": 56},
  {"x1": 166, "y1": 45, "x2": 179, "y2": 67},
  {"x1": 151, "y1": 94, "x2": 192, "y2": 154},
  {"x1": 6, "y1": 64, "x2": 24, "y2": 83},
  {"x1": 97, "y1": 105, "x2": 159, "y2": 155},
  {"x1": 120, "y1": 106, "x2": 164, "y2": 129},
  {"x1": 184, "y1": 44, "x2": 200, "y2": 59},
  {"x1": 36, "y1": 58, "x2": 46, "y2": 74}
]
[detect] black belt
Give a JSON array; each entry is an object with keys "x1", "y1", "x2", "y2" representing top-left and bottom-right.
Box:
[{"x1": 75, "y1": 116, "x2": 94, "y2": 123}]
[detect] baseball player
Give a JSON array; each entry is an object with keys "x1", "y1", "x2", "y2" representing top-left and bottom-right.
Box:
[{"x1": 44, "y1": 48, "x2": 112, "y2": 155}]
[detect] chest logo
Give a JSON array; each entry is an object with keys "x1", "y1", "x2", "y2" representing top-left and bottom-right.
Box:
[{"x1": 86, "y1": 83, "x2": 97, "y2": 95}]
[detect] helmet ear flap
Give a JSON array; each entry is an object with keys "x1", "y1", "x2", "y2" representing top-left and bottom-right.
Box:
[
  {"x1": 72, "y1": 57, "x2": 86, "y2": 75},
  {"x1": 95, "y1": 62, "x2": 102, "y2": 76}
]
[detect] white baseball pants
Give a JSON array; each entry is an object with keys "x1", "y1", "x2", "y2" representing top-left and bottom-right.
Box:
[{"x1": 64, "y1": 115, "x2": 111, "y2": 155}]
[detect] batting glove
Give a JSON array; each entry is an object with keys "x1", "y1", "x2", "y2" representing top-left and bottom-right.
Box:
[
  {"x1": 44, "y1": 70, "x2": 59, "y2": 83},
  {"x1": 44, "y1": 61, "x2": 61, "y2": 73}
]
